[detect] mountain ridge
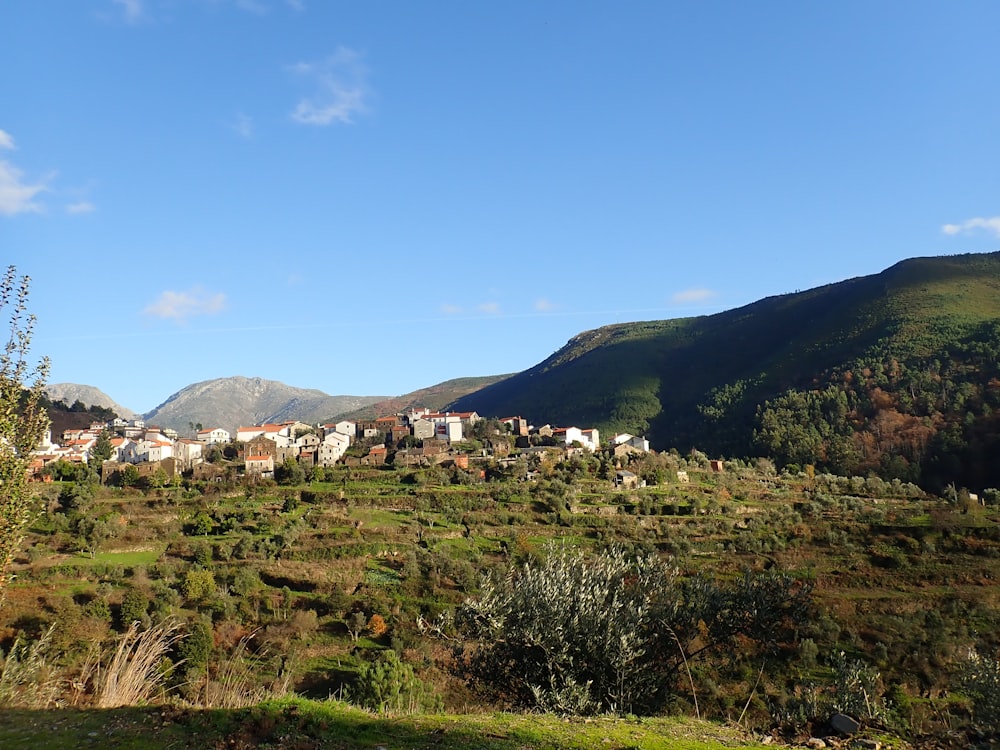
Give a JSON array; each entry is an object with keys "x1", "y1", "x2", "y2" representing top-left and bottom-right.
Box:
[
  {"x1": 447, "y1": 251, "x2": 1000, "y2": 491},
  {"x1": 141, "y1": 376, "x2": 386, "y2": 434}
]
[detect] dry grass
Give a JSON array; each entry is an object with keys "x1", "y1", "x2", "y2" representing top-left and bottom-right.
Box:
[
  {"x1": 0, "y1": 623, "x2": 63, "y2": 708},
  {"x1": 199, "y1": 633, "x2": 291, "y2": 709},
  {"x1": 95, "y1": 620, "x2": 184, "y2": 708}
]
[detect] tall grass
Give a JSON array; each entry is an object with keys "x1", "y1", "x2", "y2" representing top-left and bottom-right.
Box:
[
  {"x1": 198, "y1": 633, "x2": 290, "y2": 709},
  {"x1": 0, "y1": 623, "x2": 62, "y2": 708},
  {"x1": 96, "y1": 620, "x2": 185, "y2": 708}
]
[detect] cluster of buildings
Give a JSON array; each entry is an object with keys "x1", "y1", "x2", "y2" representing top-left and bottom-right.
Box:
[{"x1": 29, "y1": 407, "x2": 649, "y2": 483}]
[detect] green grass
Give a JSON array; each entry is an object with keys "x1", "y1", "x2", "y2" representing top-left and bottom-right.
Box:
[
  {"x1": 0, "y1": 698, "x2": 779, "y2": 750},
  {"x1": 66, "y1": 547, "x2": 164, "y2": 567}
]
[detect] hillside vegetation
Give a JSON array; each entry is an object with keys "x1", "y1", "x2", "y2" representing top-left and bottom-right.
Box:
[
  {"x1": 449, "y1": 252, "x2": 1000, "y2": 491},
  {"x1": 3, "y1": 451, "x2": 1000, "y2": 747}
]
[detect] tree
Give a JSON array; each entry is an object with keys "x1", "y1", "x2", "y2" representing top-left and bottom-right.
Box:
[
  {"x1": 0, "y1": 267, "x2": 50, "y2": 605},
  {"x1": 90, "y1": 429, "x2": 113, "y2": 465},
  {"x1": 119, "y1": 463, "x2": 140, "y2": 488}
]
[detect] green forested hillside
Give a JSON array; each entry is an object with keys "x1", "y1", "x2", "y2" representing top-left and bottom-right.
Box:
[{"x1": 449, "y1": 252, "x2": 1000, "y2": 491}]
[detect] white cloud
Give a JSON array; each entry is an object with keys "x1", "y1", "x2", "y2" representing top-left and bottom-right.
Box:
[
  {"x1": 0, "y1": 132, "x2": 47, "y2": 217},
  {"x1": 66, "y1": 201, "x2": 96, "y2": 215},
  {"x1": 478, "y1": 302, "x2": 500, "y2": 314},
  {"x1": 289, "y1": 48, "x2": 369, "y2": 126},
  {"x1": 143, "y1": 287, "x2": 227, "y2": 322},
  {"x1": 942, "y1": 217, "x2": 1000, "y2": 237},
  {"x1": 670, "y1": 288, "x2": 716, "y2": 305},
  {"x1": 534, "y1": 298, "x2": 556, "y2": 312},
  {"x1": 112, "y1": 0, "x2": 144, "y2": 23},
  {"x1": 286, "y1": 0, "x2": 304, "y2": 10},
  {"x1": 440, "y1": 303, "x2": 462, "y2": 315}
]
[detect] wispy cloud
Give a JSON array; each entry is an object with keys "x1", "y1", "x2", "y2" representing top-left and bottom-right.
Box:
[
  {"x1": 534, "y1": 298, "x2": 556, "y2": 312},
  {"x1": 289, "y1": 47, "x2": 369, "y2": 126},
  {"x1": 66, "y1": 201, "x2": 96, "y2": 215},
  {"x1": 478, "y1": 302, "x2": 501, "y2": 314},
  {"x1": 670, "y1": 288, "x2": 716, "y2": 305},
  {"x1": 286, "y1": 0, "x2": 304, "y2": 10},
  {"x1": 143, "y1": 287, "x2": 227, "y2": 322},
  {"x1": 232, "y1": 112, "x2": 254, "y2": 139},
  {"x1": 234, "y1": 0, "x2": 269, "y2": 15},
  {"x1": 111, "y1": 0, "x2": 144, "y2": 24},
  {"x1": 942, "y1": 216, "x2": 1000, "y2": 237},
  {"x1": 440, "y1": 303, "x2": 462, "y2": 315},
  {"x1": 0, "y1": 129, "x2": 47, "y2": 217}
]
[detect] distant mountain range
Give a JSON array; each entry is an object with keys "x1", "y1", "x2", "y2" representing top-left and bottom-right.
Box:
[
  {"x1": 141, "y1": 377, "x2": 385, "y2": 434},
  {"x1": 47, "y1": 374, "x2": 510, "y2": 438}
]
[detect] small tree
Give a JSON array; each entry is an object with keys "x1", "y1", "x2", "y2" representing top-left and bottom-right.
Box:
[
  {"x1": 0, "y1": 267, "x2": 50, "y2": 606},
  {"x1": 90, "y1": 429, "x2": 114, "y2": 466},
  {"x1": 351, "y1": 650, "x2": 439, "y2": 714}
]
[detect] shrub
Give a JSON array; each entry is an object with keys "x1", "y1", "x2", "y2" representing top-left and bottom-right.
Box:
[
  {"x1": 450, "y1": 545, "x2": 812, "y2": 715},
  {"x1": 350, "y1": 650, "x2": 440, "y2": 714},
  {"x1": 119, "y1": 587, "x2": 150, "y2": 629},
  {"x1": 960, "y1": 649, "x2": 1000, "y2": 733},
  {"x1": 828, "y1": 651, "x2": 886, "y2": 722},
  {"x1": 182, "y1": 568, "x2": 216, "y2": 603}
]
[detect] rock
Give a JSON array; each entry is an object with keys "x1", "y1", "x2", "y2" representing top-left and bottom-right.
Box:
[
  {"x1": 830, "y1": 712, "x2": 861, "y2": 735},
  {"x1": 806, "y1": 738, "x2": 827, "y2": 749},
  {"x1": 852, "y1": 740, "x2": 881, "y2": 750}
]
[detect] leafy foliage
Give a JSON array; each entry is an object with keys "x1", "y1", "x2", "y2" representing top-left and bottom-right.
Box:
[
  {"x1": 960, "y1": 649, "x2": 1000, "y2": 734},
  {"x1": 451, "y1": 546, "x2": 812, "y2": 715},
  {"x1": 350, "y1": 650, "x2": 440, "y2": 714},
  {"x1": 0, "y1": 267, "x2": 50, "y2": 604}
]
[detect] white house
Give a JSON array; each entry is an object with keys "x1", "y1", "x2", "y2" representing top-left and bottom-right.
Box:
[
  {"x1": 142, "y1": 440, "x2": 174, "y2": 463},
  {"x1": 197, "y1": 427, "x2": 231, "y2": 445},
  {"x1": 611, "y1": 433, "x2": 649, "y2": 452},
  {"x1": 174, "y1": 438, "x2": 204, "y2": 468},
  {"x1": 237, "y1": 423, "x2": 293, "y2": 446},
  {"x1": 319, "y1": 431, "x2": 350, "y2": 465},
  {"x1": 434, "y1": 421, "x2": 464, "y2": 442},
  {"x1": 554, "y1": 426, "x2": 600, "y2": 452},
  {"x1": 328, "y1": 420, "x2": 356, "y2": 438},
  {"x1": 110, "y1": 436, "x2": 141, "y2": 464}
]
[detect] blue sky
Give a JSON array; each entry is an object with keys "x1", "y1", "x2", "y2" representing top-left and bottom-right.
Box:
[{"x1": 4, "y1": 1, "x2": 1000, "y2": 414}]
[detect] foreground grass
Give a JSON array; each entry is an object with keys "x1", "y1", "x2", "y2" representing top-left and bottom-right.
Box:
[{"x1": 0, "y1": 697, "x2": 776, "y2": 750}]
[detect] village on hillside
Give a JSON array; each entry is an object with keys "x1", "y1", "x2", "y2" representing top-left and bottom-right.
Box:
[{"x1": 29, "y1": 408, "x2": 654, "y2": 487}]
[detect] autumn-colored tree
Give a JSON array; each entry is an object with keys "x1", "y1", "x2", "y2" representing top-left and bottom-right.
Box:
[{"x1": 367, "y1": 613, "x2": 388, "y2": 638}]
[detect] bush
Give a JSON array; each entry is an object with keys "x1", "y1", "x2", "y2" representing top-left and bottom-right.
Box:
[
  {"x1": 960, "y1": 649, "x2": 1000, "y2": 733},
  {"x1": 450, "y1": 545, "x2": 812, "y2": 715},
  {"x1": 119, "y1": 587, "x2": 150, "y2": 629},
  {"x1": 350, "y1": 650, "x2": 440, "y2": 714}
]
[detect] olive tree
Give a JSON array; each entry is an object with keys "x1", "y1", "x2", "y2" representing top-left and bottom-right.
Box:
[
  {"x1": 0, "y1": 267, "x2": 49, "y2": 605},
  {"x1": 450, "y1": 545, "x2": 812, "y2": 715}
]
